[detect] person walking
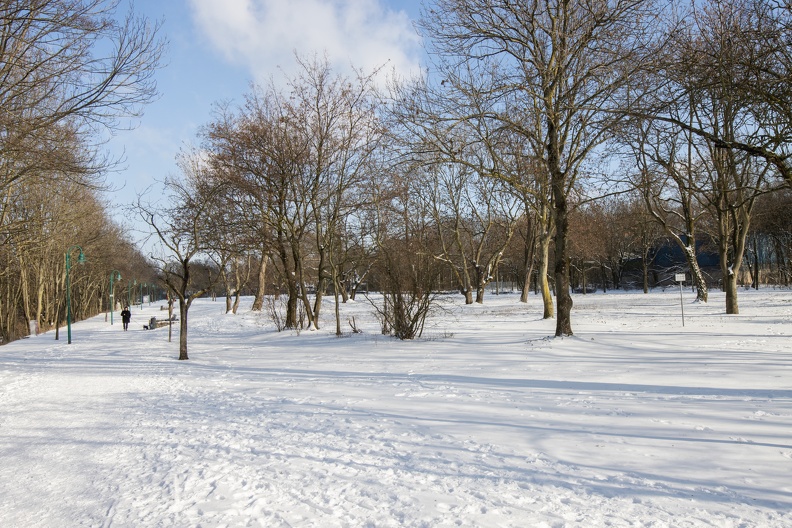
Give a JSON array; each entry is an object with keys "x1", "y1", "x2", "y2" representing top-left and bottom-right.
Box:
[{"x1": 121, "y1": 306, "x2": 131, "y2": 331}]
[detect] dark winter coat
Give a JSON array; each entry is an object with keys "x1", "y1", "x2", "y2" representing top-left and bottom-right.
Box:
[{"x1": 121, "y1": 309, "x2": 132, "y2": 323}]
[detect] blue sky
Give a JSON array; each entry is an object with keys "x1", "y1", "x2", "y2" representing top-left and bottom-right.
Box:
[{"x1": 108, "y1": 0, "x2": 425, "y2": 233}]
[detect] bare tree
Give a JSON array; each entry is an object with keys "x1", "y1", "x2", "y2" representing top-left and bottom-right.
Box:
[
  {"x1": 204, "y1": 56, "x2": 383, "y2": 332},
  {"x1": 497, "y1": 132, "x2": 555, "y2": 315},
  {"x1": 750, "y1": 189, "x2": 792, "y2": 286},
  {"x1": 204, "y1": 87, "x2": 311, "y2": 330},
  {"x1": 421, "y1": 0, "x2": 657, "y2": 335},
  {"x1": 289, "y1": 55, "x2": 384, "y2": 333},
  {"x1": 0, "y1": 0, "x2": 163, "y2": 343},
  {"x1": 201, "y1": 106, "x2": 276, "y2": 313},
  {"x1": 626, "y1": 0, "x2": 786, "y2": 310},
  {"x1": 679, "y1": 0, "x2": 784, "y2": 313},
  {"x1": 632, "y1": 0, "x2": 792, "y2": 187},
  {"x1": 368, "y1": 165, "x2": 443, "y2": 340},
  {"x1": 386, "y1": 71, "x2": 556, "y2": 316},
  {"x1": 189, "y1": 164, "x2": 256, "y2": 314},
  {"x1": 625, "y1": 118, "x2": 712, "y2": 301},
  {"x1": 618, "y1": 194, "x2": 665, "y2": 293},
  {"x1": 140, "y1": 158, "x2": 222, "y2": 360},
  {"x1": 420, "y1": 161, "x2": 519, "y2": 304},
  {"x1": 0, "y1": 0, "x2": 163, "y2": 195}
]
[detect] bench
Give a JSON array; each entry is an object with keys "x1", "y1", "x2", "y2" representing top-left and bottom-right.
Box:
[{"x1": 143, "y1": 315, "x2": 178, "y2": 330}]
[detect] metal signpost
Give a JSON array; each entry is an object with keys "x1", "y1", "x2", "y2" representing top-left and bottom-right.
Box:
[
  {"x1": 675, "y1": 273, "x2": 686, "y2": 327},
  {"x1": 109, "y1": 270, "x2": 121, "y2": 325}
]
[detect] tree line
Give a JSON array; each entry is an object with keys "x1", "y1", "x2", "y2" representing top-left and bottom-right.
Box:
[
  {"x1": 147, "y1": 0, "x2": 791, "y2": 360},
  {"x1": 3, "y1": 0, "x2": 792, "y2": 354},
  {"x1": 0, "y1": 0, "x2": 163, "y2": 343}
]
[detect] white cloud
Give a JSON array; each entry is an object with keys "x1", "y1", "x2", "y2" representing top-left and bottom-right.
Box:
[{"x1": 187, "y1": 0, "x2": 423, "y2": 84}]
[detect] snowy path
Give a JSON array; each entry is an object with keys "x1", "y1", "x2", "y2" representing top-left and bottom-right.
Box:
[{"x1": 0, "y1": 291, "x2": 790, "y2": 527}]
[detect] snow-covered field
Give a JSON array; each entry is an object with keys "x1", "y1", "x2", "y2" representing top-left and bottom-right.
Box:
[{"x1": 0, "y1": 289, "x2": 790, "y2": 527}]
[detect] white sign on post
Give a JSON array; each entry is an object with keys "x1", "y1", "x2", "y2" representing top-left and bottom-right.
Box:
[{"x1": 675, "y1": 274, "x2": 686, "y2": 326}]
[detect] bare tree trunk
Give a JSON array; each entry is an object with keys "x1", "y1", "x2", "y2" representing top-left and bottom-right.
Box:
[
  {"x1": 350, "y1": 270, "x2": 368, "y2": 300},
  {"x1": 719, "y1": 219, "x2": 750, "y2": 315},
  {"x1": 463, "y1": 289, "x2": 473, "y2": 304},
  {"x1": 168, "y1": 293, "x2": 173, "y2": 343},
  {"x1": 550, "y1": 129, "x2": 573, "y2": 336},
  {"x1": 538, "y1": 230, "x2": 553, "y2": 319},
  {"x1": 752, "y1": 237, "x2": 760, "y2": 290},
  {"x1": 285, "y1": 281, "x2": 299, "y2": 329},
  {"x1": 178, "y1": 300, "x2": 189, "y2": 360},
  {"x1": 333, "y1": 275, "x2": 342, "y2": 336},
  {"x1": 520, "y1": 229, "x2": 536, "y2": 302},
  {"x1": 474, "y1": 263, "x2": 487, "y2": 304},
  {"x1": 312, "y1": 246, "x2": 328, "y2": 328},
  {"x1": 19, "y1": 256, "x2": 32, "y2": 332},
  {"x1": 232, "y1": 291, "x2": 241, "y2": 314},
  {"x1": 521, "y1": 207, "x2": 539, "y2": 303},
  {"x1": 252, "y1": 252, "x2": 269, "y2": 311},
  {"x1": 36, "y1": 270, "x2": 46, "y2": 331},
  {"x1": 340, "y1": 272, "x2": 349, "y2": 303},
  {"x1": 723, "y1": 265, "x2": 739, "y2": 314},
  {"x1": 717, "y1": 204, "x2": 744, "y2": 315}
]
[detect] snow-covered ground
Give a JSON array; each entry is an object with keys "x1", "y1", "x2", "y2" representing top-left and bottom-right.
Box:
[{"x1": 0, "y1": 289, "x2": 790, "y2": 527}]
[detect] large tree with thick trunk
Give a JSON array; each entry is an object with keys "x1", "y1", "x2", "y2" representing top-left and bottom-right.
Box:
[
  {"x1": 626, "y1": 0, "x2": 786, "y2": 311},
  {"x1": 421, "y1": 0, "x2": 656, "y2": 336}
]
